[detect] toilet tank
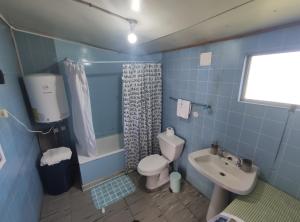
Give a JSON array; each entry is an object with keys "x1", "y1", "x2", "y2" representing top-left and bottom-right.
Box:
[{"x1": 158, "y1": 132, "x2": 185, "y2": 162}]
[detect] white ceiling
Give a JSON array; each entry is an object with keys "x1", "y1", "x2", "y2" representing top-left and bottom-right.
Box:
[{"x1": 1, "y1": 0, "x2": 300, "y2": 54}]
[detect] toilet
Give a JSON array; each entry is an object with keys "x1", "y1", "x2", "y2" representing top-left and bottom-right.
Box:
[{"x1": 137, "y1": 131, "x2": 185, "y2": 190}]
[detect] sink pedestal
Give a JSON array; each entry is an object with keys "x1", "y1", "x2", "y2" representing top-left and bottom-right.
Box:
[{"x1": 206, "y1": 184, "x2": 229, "y2": 221}]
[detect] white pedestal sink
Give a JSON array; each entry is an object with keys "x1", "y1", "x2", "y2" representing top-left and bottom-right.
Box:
[{"x1": 188, "y1": 148, "x2": 258, "y2": 221}]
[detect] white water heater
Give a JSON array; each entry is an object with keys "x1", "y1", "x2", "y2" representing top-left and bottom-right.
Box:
[{"x1": 23, "y1": 73, "x2": 70, "y2": 123}]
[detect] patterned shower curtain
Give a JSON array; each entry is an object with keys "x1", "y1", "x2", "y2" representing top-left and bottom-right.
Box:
[{"x1": 122, "y1": 63, "x2": 162, "y2": 169}]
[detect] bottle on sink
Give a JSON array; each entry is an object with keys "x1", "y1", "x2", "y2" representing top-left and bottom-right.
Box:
[{"x1": 210, "y1": 142, "x2": 219, "y2": 155}]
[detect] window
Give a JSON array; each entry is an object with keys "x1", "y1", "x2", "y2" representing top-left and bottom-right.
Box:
[{"x1": 240, "y1": 51, "x2": 300, "y2": 107}]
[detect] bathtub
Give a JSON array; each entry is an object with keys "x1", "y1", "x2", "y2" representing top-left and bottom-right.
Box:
[{"x1": 77, "y1": 133, "x2": 125, "y2": 191}]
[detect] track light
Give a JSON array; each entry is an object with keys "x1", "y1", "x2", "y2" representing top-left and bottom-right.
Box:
[
  {"x1": 128, "y1": 33, "x2": 137, "y2": 44},
  {"x1": 131, "y1": 0, "x2": 140, "y2": 12},
  {"x1": 127, "y1": 20, "x2": 138, "y2": 44},
  {"x1": 74, "y1": 1, "x2": 139, "y2": 45}
]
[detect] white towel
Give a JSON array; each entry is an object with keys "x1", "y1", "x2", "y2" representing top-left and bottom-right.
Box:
[
  {"x1": 176, "y1": 99, "x2": 191, "y2": 119},
  {"x1": 40, "y1": 147, "x2": 72, "y2": 166}
]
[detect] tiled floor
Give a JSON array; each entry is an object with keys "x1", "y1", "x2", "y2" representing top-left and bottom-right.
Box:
[{"x1": 40, "y1": 172, "x2": 209, "y2": 222}]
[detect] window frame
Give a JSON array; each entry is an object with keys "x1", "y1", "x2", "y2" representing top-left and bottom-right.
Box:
[{"x1": 238, "y1": 50, "x2": 300, "y2": 109}]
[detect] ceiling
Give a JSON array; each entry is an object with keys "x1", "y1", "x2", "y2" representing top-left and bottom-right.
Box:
[{"x1": 1, "y1": 0, "x2": 300, "y2": 54}]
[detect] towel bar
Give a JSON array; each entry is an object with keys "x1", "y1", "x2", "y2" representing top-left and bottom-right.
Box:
[{"x1": 169, "y1": 96, "x2": 211, "y2": 110}]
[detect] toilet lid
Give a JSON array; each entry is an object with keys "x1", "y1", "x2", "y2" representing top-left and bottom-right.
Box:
[{"x1": 138, "y1": 154, "x2": 168, "y2": 175}]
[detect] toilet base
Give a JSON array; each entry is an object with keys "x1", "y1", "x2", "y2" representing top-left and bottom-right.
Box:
[{"x1": 145, "y1": 167, "x2": 169, "y2": 190}]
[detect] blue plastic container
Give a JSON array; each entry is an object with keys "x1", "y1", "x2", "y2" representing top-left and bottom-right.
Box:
[{"x1": 170, "y1": 172, "x2": 182, "y2": 193}]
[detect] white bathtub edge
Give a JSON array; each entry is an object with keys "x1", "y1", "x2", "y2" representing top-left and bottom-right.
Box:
[{"x1": 78, "y1": 148, "x2": 125, "y2": 165}]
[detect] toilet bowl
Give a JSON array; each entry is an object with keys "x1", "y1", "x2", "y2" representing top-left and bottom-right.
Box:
[{"x1": 137, "y1": 131, "x2": 185, "y2": 190}]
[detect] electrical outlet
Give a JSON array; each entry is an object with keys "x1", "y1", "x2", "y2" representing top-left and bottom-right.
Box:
[
  {"x1": 0, "y1": 144, "x2": 6, "y2": 170},
  {"x1": 0, "y1": 109, "x2": 8, "y2": 118}
]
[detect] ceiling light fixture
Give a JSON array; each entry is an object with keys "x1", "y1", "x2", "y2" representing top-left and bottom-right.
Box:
[
  {"x1": 127, "y1": 20, "x2": 138, "y2": 44},
  {"x1": 128, "y1": 33, "x2": 137, "y2": 44},
  {"x1": 74, "y1": 0, "x2": 139, "y2": 45},
  {"x1": 131, "y1": 0, "x2": 140, "y2": 12}
]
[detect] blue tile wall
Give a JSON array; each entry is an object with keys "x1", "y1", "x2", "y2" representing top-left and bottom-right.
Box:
[
  {"x1": 54, "y1": 39, "x2": 128, "y2": 138},
  {"x1": 0, "y1": 21, "x2": 43, "y2": 221},
  {"x1": 163, "y1": 24, "x2": 300, "y2": 199},
  {"x1": 13, "y1": 31, "x2": 161, "y2": 186},
  {"x1": 53, "y1": 39, "x2": 161, "y2": 137},
  {"x1": 14, "y1": 32, "x2": 161, "y2": 138},
  {"x1": 53, "y1": 40, "x2": 161, "y2": 185},
  {"x1": 14, "y1": 32, "x2": 59, "y2": 74}
]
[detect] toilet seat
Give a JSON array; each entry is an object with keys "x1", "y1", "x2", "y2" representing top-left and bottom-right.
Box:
[{"x1": 138, "y1": 154, "x2": 168, "y2": 176}]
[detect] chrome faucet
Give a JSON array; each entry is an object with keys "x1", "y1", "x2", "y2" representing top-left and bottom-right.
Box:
[
  {"x1": 236, "y1": 158, "x2": 242, "y2": 168},
  {"x1": 218, "y1": 148, "x2": 225, "y2": 158}
]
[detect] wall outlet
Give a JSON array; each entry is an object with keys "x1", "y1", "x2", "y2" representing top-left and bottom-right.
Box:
[
  {"x1": 0, "y1": 109, "x2": 8, "y2": 118},
  {"x1": 0, "y1": 144, "x2": 6, "y2": 170}
]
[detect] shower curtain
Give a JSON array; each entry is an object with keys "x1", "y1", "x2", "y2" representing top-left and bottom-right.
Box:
[
  {"x1": 64, "y1": 59, "x2": 96, "y2": 157},
  {"x1": 122, "y1": 63, "x2": 162, "y2": 169}
]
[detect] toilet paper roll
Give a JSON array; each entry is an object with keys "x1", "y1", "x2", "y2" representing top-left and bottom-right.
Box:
[{"x1": 166, "y1": 127, "x2": 174, "y2": 136}]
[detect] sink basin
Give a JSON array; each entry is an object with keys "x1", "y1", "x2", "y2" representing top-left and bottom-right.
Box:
[
  {"x1": 188, "y1": 148, "x2": 258, "y2": 195},
  {"x1": 188, "y1": 148, "x2": 259, "y2": 220}
]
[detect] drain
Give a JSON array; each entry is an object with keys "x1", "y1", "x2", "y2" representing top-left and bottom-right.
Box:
[{"x1": 219, "y1": 172, "x2": 226, "y2": 176}]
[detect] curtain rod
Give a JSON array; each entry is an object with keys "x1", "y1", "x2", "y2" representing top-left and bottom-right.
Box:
[
  {"x1": 81, "y1": 60, "x2": 161, "y2": 64},
  {"x1": 64, "y1": 58, "x2": 161, "y2": 65}
]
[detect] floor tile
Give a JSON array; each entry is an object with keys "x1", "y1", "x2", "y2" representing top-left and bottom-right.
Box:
[
  {"x1": 39, "y1": 171, "x2": 209, "y2": 222},
  {"x1": 40, "y1": 210, "x2": 71, "y2": 222},
  {"x1": 71, "y1": 203, "x2": 103, "y2": 222},
  {"x1": 128, "y1": 195, "x2": 156, "y2": 215},
  {"x1": 103, "y1": 209, "x2": 133, "y2": 222},
  {"x1": 186, "y1": 196, "x2": 209, "y2": 221},
  {"x1": 168, "y1": 207, "x2": 198, "y2": 222},
  {"x1": 133, "y1": 205, "x2": 162, "y2": 221}
]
